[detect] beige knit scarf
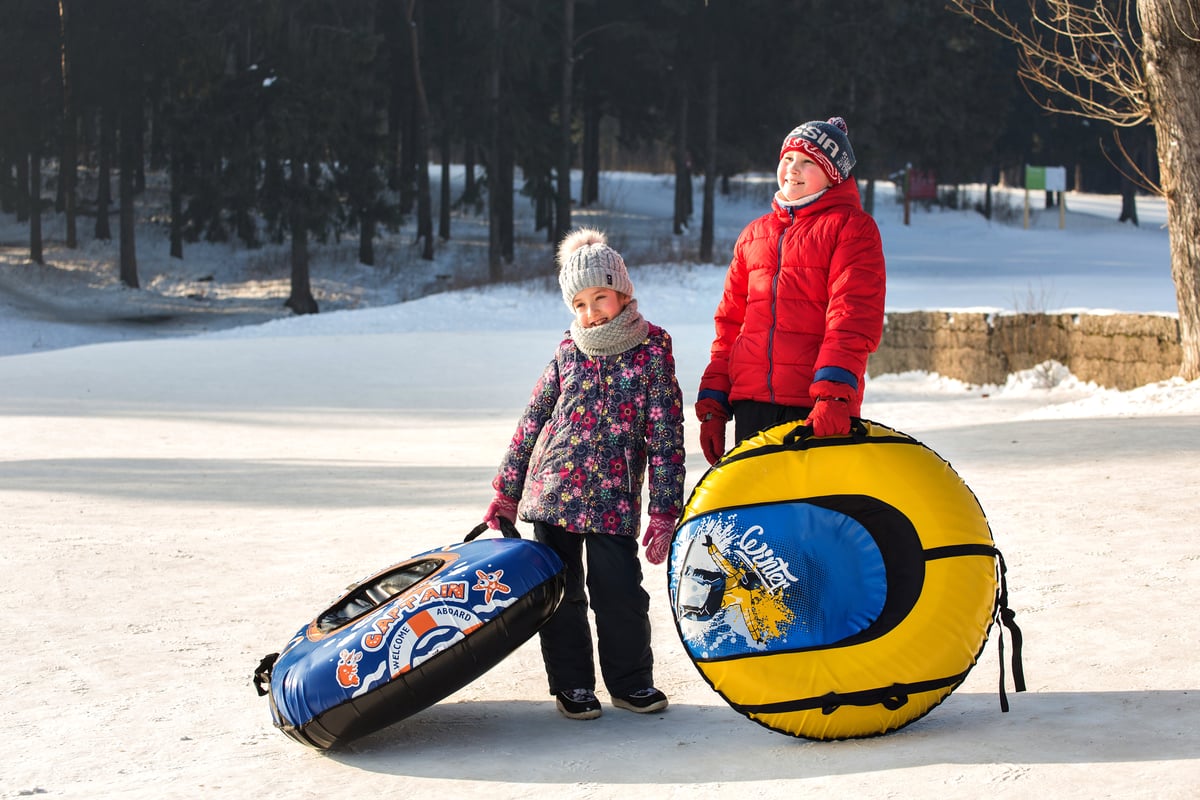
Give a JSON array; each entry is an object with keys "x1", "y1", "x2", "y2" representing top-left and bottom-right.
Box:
[{"x1": 569, "y1": 299, "x2": 650, "y2": 357}]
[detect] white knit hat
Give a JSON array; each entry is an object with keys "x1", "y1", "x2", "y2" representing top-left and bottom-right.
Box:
[{"x1": 557, "y1": 228, "x2": 634, "y2": 309}]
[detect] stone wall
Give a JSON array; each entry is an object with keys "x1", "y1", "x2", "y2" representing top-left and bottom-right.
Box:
[{"x1": 868, "y1": 311, "x2": 1181, "y2": 390}]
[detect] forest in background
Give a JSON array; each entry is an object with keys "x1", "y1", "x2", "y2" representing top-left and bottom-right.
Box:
[{"x1": 0, "y1": 0, "x2": 1157, "y2": 313}]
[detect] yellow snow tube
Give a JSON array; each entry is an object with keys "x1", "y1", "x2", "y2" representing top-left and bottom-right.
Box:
[{"x1": 668, "y1": 418, "x2": 1023, "y2": 740}]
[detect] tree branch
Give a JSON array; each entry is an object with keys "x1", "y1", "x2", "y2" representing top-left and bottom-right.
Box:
[{"x1": 947, "y1": 0, "x2": 1150, "y2": 126}]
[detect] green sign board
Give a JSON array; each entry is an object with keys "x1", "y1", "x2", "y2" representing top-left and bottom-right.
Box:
[
  {"x1": 1025, "y1": 165, "x2": 1067, "y2": 192},
  {"x1": 1025, "y1": 165, "x2": 1046, "y2": 190}
]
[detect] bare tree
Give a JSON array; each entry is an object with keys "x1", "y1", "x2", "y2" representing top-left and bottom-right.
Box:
[{"x1": 948, "y1": 0, "x2": 1200, "y2": 380}]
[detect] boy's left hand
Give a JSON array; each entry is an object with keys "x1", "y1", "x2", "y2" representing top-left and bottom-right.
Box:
[
  {"x1": 807, "y1": 380, "x2": 854, "y2": 436},
  {"x1": 642, "y1": 514, "x2": 675, "y2": 565}
]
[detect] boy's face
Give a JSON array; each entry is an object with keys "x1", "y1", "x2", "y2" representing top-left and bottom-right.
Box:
[
  {"x1": 777, "y1": 151, "x2": 832, "y2": 201},
  {"x1": 571, "y1": 287, "x2": 627, "y2": 328}
]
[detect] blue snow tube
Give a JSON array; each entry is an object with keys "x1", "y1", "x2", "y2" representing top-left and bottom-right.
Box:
[{"x1": 253, "y1": 519, "x2": 565, "y2": 749}]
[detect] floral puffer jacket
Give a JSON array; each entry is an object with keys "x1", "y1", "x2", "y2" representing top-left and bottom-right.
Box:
[{"x1": 492, "y1": 324, "x2": 685, "y2": 538}]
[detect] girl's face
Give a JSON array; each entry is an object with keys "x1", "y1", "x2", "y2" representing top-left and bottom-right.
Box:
[
  {"x1": 571, "y1": 287, "x2": 628, "y2": 328},
  {"x1": 777, "y1": 151, "x2": 832, "y2": 201}
]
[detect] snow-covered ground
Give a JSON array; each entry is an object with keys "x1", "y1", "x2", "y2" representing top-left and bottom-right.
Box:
[{"x1": 1, "y1": 173, "x2": 1197, "y2": 799}]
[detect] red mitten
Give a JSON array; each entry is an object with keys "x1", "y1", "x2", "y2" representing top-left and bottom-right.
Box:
[
  {"x1": 483, "y1": 494, "x2": 518, "y2": 530},
  {"x1": 641, "y1": 514, "x2": 676, "y2": 565},
  {"x1": 696, "y1": 397, "x2": 730, "y2": 465},
  {"x1": 807, "y1": 380, "x2": 854, "y2": 437}
]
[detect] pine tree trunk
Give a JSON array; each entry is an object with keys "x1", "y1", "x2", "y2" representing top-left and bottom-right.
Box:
[
  {"x1": 555, "y1": 0, "x2": 574, "y2": 245},
  {"x1": 28, "y1": 64, "x2": 43, "y2": 262},
  {"x1": 29, "y1": 152, "x2": 43, "y2": 266},
  {"x1": 699, "y1": 58, "x2": 718, "y2": 262},
  {"x1": 0, "y1": 154, "x2": 14, "y2": 214},
  {"x1": 405, "y1": 0, "x2": 434, "y2": 260},
  {"x1": 414, "y1": 127, "x2": 433, "y2": 260},
  {"x1": 61, "y1": 114, "x2": 77, "y2": 248},
  {"x1": 234, "y1": 130, "x2": 258, "y2": 248},
  {"x1": 399, "y1": 96, "x2": 416, "y2": 215},
  {"x1": 285, "y1": 159, "x2": 318, "y2": 315},
  {"x1": 118, "y1": 97, "x2": 139, "y2": 288},
  {"x1": 536, "y1": 187, "x2": 553, "y2": 237},
  {"x1": 16, "y1": 154, "x2": 29, "y2": 223},
  {"x1": 439, "y1": 118, "x2": 451, "y2": 240},
  {"x1": 95, "y1": 104, "x2": 113, "y2": 240},
  {"x1": 463, "y1": 142, "x2": 477, "y2": 208},
  {"x1": 500, "y1": 139, "x2": 514, "y2": 262},
  {"x1": 1118, "y1": 179, "x2": 1139, "y2": 225},
  {"x1": 359, "y1": 216, "x2": 376, "y2": 266},
  {"x1": 487, "y1": 0, "x2": 503, "y2": 281},
  {"x1": 386, "y1": 68, "x2": 402, "y2": 193},
  {"x1": 169, "y1": 148, "x2": 183, "y2": 259},
  {"x1": 1139, "y1": 0, "x2": 1200, "y2": 379},
  {"x1": 59, "y1": 0, "x2": 77, "y2": 249},
  {"x1": 673, "y1": 74, "x2": 690, "y2": 235},
  {"x1": 133, "y1": 102, "x2": 146, "y2": 195},
  {"x1": 581, "y1": 99, "x2": 599, "y2": 207}
]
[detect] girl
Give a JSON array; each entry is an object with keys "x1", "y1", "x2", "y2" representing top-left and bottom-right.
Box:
[{"x1": 484, "y1": 228, "x2": 685, "y2": 720}]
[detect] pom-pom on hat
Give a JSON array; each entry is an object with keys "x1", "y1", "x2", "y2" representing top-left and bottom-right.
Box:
[
  {"x1": 557, "y1": 227, "x2": 634, "y2": 309},
  {"x1": 779, "y1": 116, "x2": 856, "y2": 185}
]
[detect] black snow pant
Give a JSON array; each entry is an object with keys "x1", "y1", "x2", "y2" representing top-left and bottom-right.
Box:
[
  {"x1": 732, "y1": 399, "x2": 812, "y2": 445},
  {"x1": 532, "y1": 521, "x2": 653, "y2": 698}
]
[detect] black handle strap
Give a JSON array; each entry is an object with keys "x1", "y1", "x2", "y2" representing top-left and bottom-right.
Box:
[
  {"x1": 994, "y1": 550, "x2": 1027, "y2": 711},
  {"x1": 252, "y1": 652, "x2": 278, "y2": 697},
  {"x1": 464, "y1": 515, "x2": 522, "y2": 542},
  {"x1": 780, "y1": 417, "x2": 870, "y2": 448}
]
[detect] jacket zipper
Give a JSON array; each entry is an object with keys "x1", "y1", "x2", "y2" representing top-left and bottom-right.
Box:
[{"x1": 767, "y1": 209, "x2": 795, "y2": 403}]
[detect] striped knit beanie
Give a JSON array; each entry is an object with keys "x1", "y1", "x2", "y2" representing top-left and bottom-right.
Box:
[{"x1": 779, "y1": 116, "x2": 856, "y2": 185}]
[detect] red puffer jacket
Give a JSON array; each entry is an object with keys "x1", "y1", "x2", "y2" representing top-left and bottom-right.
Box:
[{"x1": 699, "y1": 179, "x2": 885, "y2": 415}]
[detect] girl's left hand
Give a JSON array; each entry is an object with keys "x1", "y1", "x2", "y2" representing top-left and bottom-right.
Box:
[
  {"x1": 484, "y1": 494, "x2": 518, "y2": 530},
  {"x1": 642, "y1": 514, "x2": 676, "y2": 565}
]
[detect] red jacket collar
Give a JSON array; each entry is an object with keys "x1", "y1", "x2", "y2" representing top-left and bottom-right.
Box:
[{"x1": 772, "y1": 178, "x2": 861, "y2": 222}]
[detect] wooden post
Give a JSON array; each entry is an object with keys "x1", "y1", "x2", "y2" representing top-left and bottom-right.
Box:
[{"x1": 903, "y1": 163, "x2": 911, "y2": 226}]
